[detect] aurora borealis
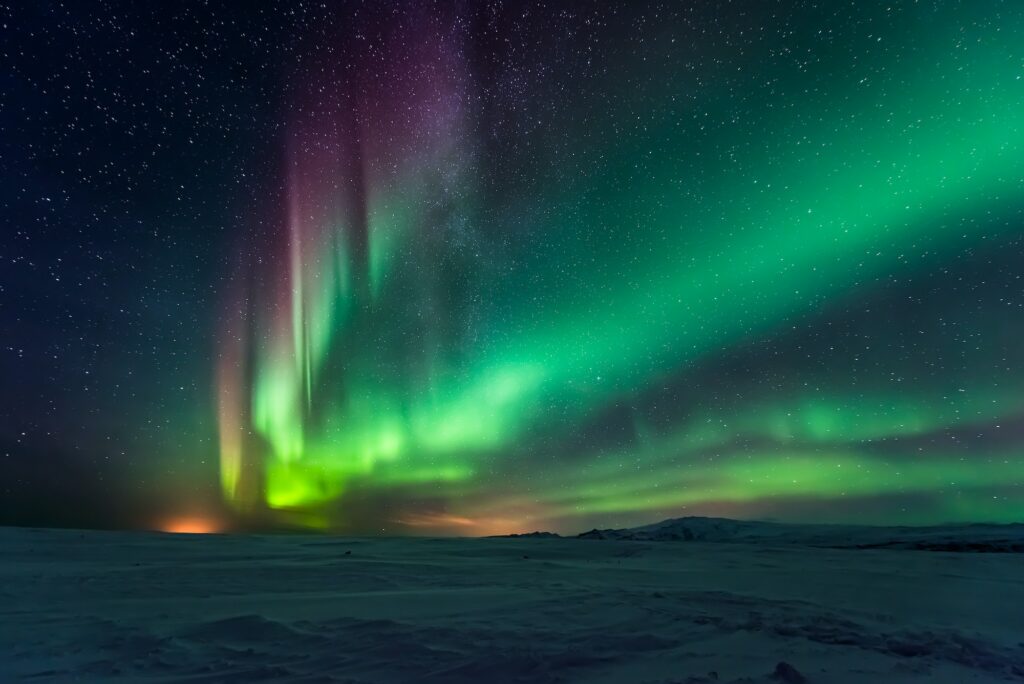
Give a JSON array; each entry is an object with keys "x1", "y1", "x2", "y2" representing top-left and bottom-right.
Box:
[{"x1": 3, "y1": 1, "x2": 1024, "y2": 534}]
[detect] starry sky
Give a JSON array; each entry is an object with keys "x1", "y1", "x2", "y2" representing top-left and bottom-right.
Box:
[{"x1": 3, "y1": 1, "x2": 1024, "y2": 535}]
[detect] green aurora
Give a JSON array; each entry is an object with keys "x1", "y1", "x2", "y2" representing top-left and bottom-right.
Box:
[{"x1": 217, "y1": 2, "x2": 1024, "y2": 533}]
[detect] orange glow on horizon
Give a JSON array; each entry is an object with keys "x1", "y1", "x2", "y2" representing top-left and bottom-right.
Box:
[
  {"x1": 396, "y1": 511, "x2": 527, "y2": 536},
  {"x1": 159, "y1": 516, "x2": 223, "y2": 534}
]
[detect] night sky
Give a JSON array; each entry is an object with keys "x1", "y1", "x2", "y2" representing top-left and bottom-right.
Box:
[{"x1": 3, "y1": 2, "x2": 1024, "y2": 535}]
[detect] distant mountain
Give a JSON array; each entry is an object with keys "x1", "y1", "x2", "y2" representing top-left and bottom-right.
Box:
[
  {"x1": 577, "y1": 516, "x2": 779, "y2": 542},
  {"x1": 573, "y1": 516, "x2": 1024, "y2": 551}
]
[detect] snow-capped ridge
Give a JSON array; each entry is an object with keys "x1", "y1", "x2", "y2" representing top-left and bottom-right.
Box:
[{"x1": 574, "y1": 516, "x2": 1024, "y2": 551}]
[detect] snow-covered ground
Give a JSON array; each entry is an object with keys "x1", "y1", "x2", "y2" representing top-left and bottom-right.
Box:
[{"x1": 1, "y1": 524, "x2": 1022, "y2": 683}]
